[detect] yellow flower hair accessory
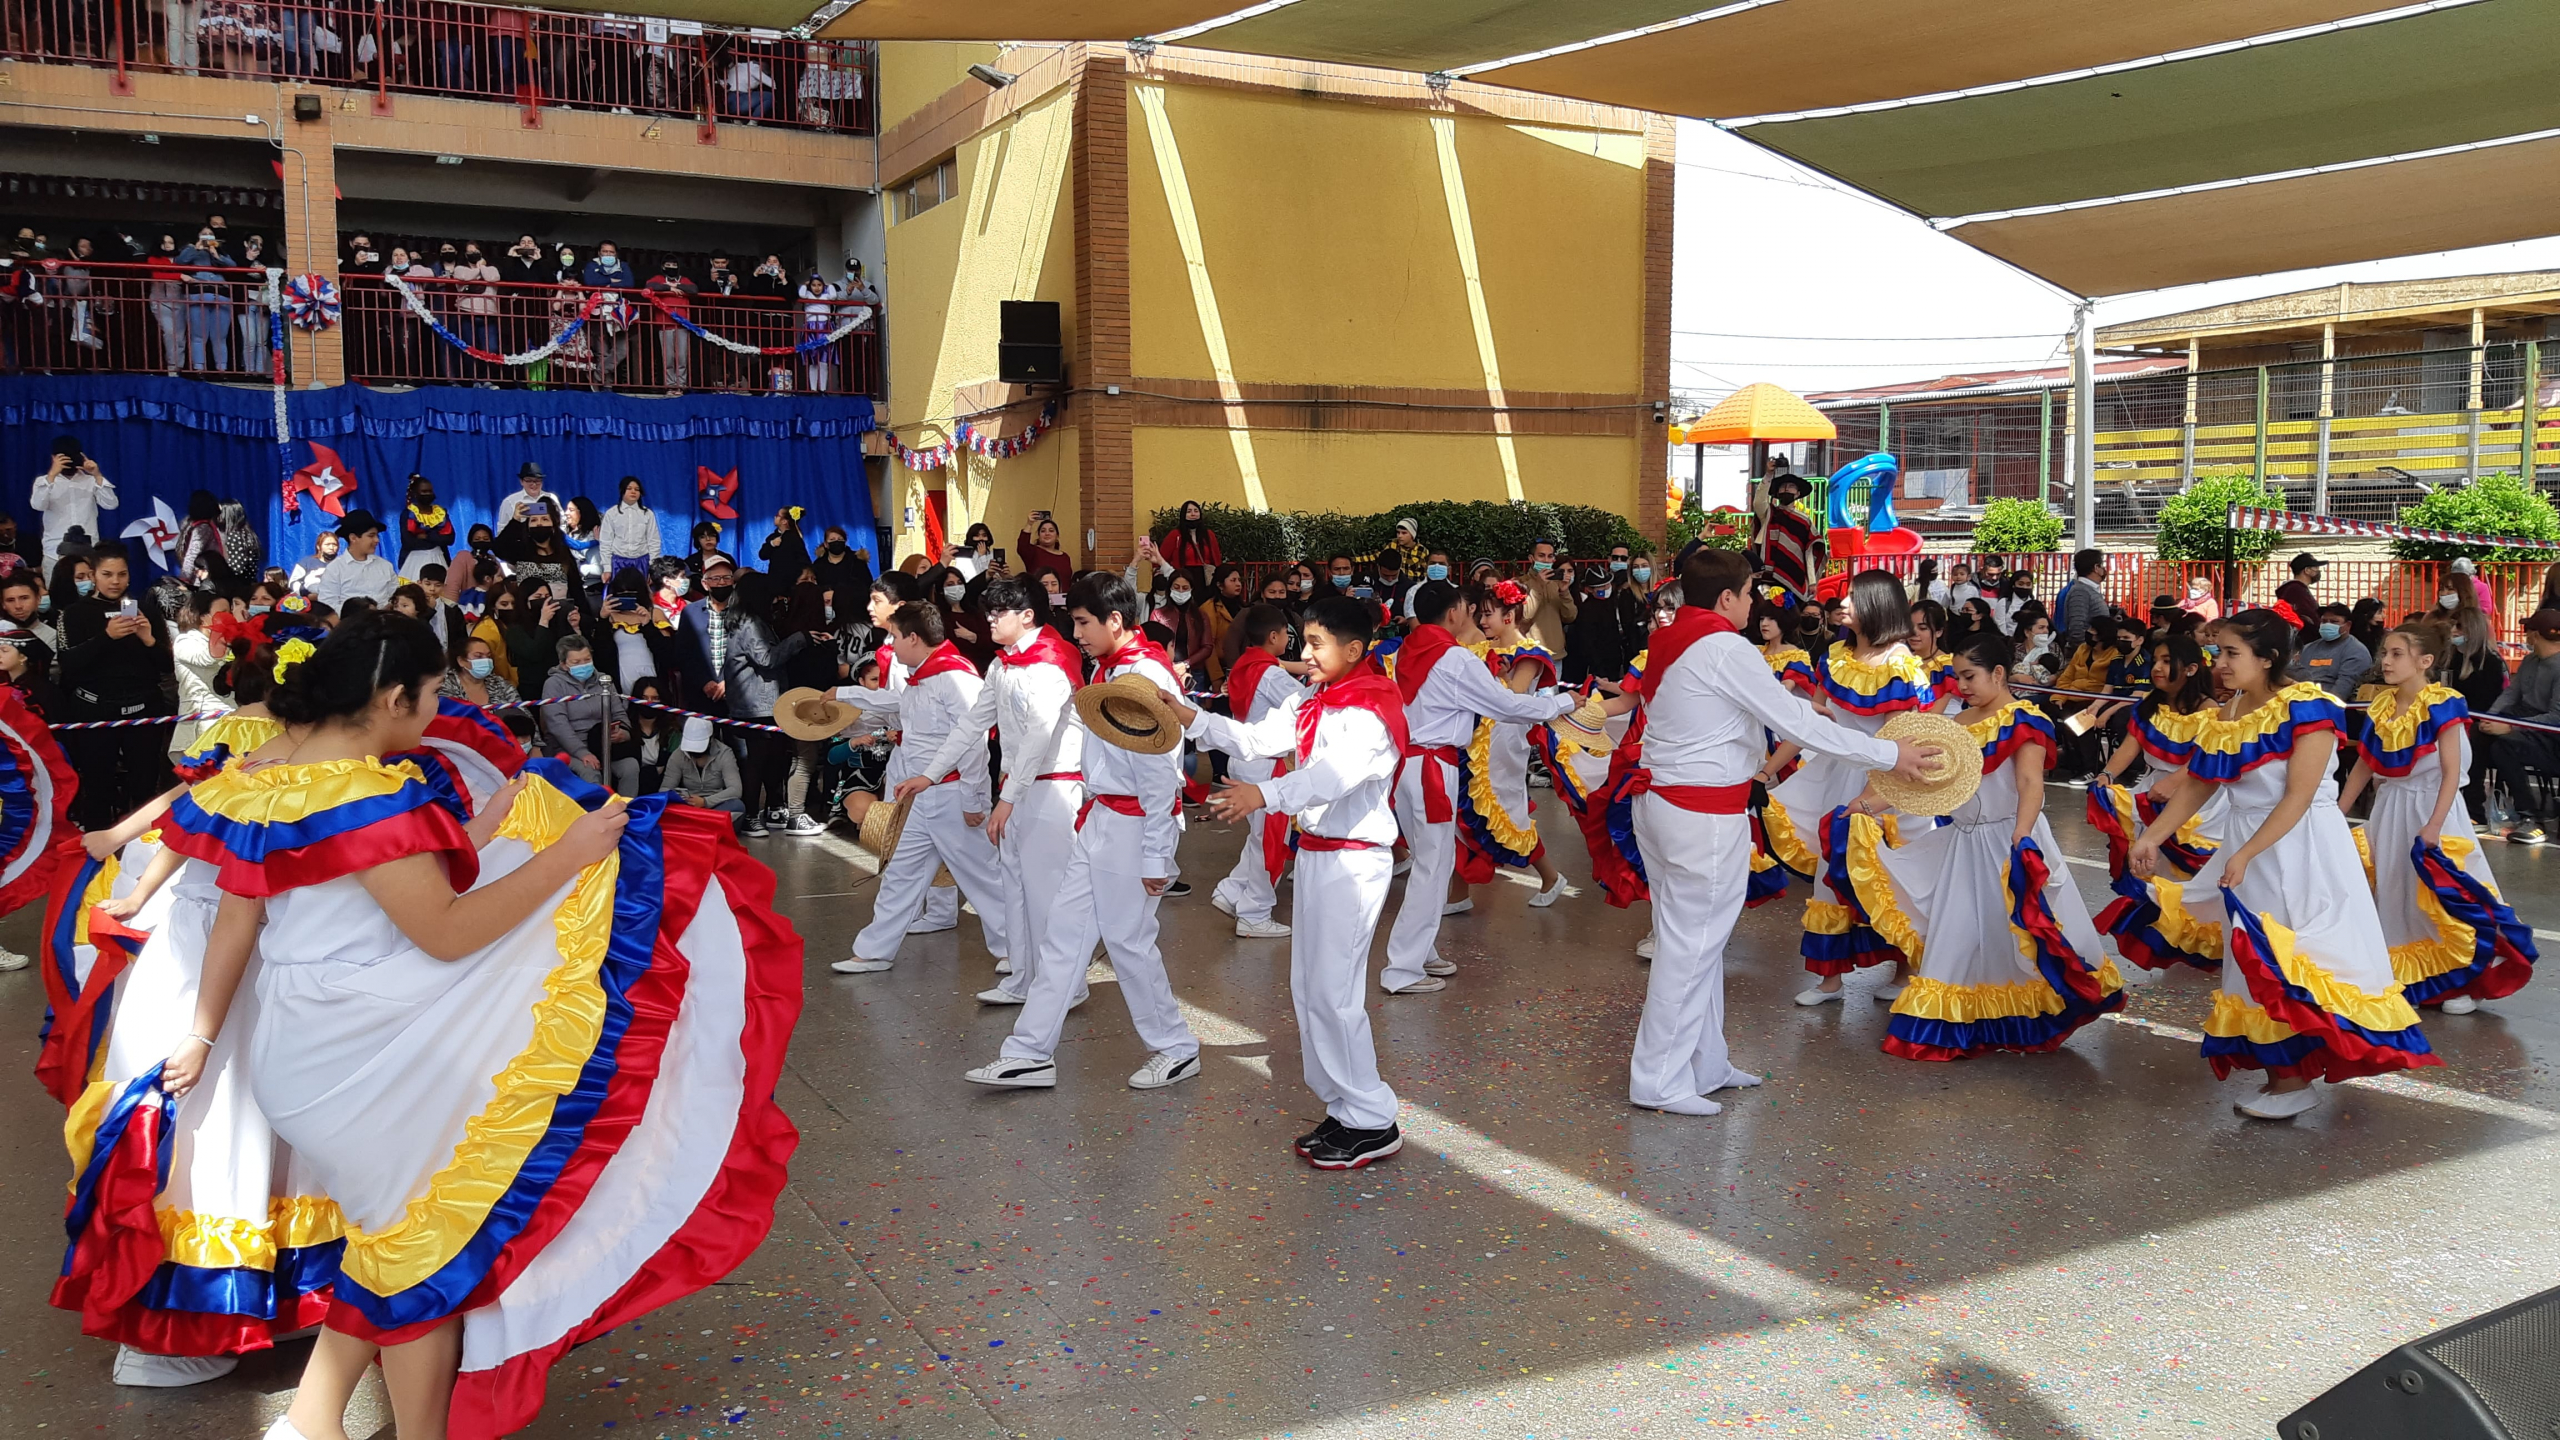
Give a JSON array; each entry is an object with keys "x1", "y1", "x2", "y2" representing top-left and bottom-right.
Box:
[
  {"x1": 787, "y1": 505, "x2": 804, "y2": 521},
  {"x1": 273, "y1": 638, "x2": 317, "y2": 684}
]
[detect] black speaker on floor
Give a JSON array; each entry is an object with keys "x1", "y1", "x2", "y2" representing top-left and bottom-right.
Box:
[
  {"x1": 2277, "y1": 1283, "x2": 2560, "y2": 1439},
  {"x1": 998, "y1": 300, "x2": 1062, "y2": 384}
]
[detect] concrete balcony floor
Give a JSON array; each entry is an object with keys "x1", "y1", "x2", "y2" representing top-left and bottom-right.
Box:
[{"x1": 4, "y1": 789, "x2": 2555, "y2": 1436}]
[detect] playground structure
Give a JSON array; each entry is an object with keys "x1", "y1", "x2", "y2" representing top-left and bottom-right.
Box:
[{"x1": 1822, "y1": 452, "x2": 1923, "y2": 559}]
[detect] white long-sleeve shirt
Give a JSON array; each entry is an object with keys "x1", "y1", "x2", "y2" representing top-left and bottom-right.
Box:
[
  {"x1": 1074, "y1": 651, "x2": 1184, "y2": 877},
  {"x1": 1405, "y1": 642, "x2": 1575, "y2": 749},
  {"x1": 1227, "y1": 663, "x2": 1305, "y2": 784},
  {"x1": 1188, "y1": 693, "x2": 1399, "y2": 847},
  {"x1": 313, "y1": 551, "x2": 399, "y2": 610},
  {"x1": 597, "y1": 501, "x2": 661, "y2": 562},
  {"x1": 32, "y1": 469, "x2": 116, "y2": 562},
  {"x1": 1644, "y1": 631, "x2": 1898, "y2": 786},
  {"x1": 835, "y1": 665, "x2": 992, "y2": 801},
  {"x1": 926, "y1": 636, "x2": 1083, "y2": 807}
]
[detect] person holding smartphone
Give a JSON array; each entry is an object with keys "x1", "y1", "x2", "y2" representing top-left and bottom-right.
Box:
[
  {"x1": 32, "y1": 435, "x2": 117, "y2": 572},
  {"x1": 59, "y1": 541, "x2": 170, "y2": 829},
  {"x1": 1016, "y1": 509, "x2": 1075, "y2": 594}
]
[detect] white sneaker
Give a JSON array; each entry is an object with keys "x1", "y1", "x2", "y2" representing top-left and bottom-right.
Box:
[
  {"x1": 2237, "y1": 1083, "x2": 2322, "y2": 1120},
  {"x1": 964, "y1": 1056, "x2": 1057, "y2": 1088},
  {"x1": 2440, "y1": 994, "x2": 2481, "y2": 1015},
  {"x1": 0, "y1": 944, "x2": 28, "y2": 972},
  {"x1": 1422, "y1": 956, "x2": 1457, "y2": 976},
  {"x1": 831, "y1": 956, "x2": 893, "y2": 974},
  {"x1": 1794, "y1": 985, "x2": 1843, "y2": 1006},
  {"x1": 262, "y1": 1418, "x2": 318, "y2": 1440},
  {"x1": 1528, "y1": 876, "x2": 1567, "y2": 908},
  {"x1": 1634, "y1": 934, "x2": 1656, "y2": 961},
  {"x1": 1210, "y1": 890, "x2": 1239, "y2": 918},
  {"x1": 993, "y1": 958, "x2": 1014, "y2": 975},
  {"x1": 1234, "y1": 916, "x2": 1291, "y2": 939},
  {"x1": 1128, "y1": 1051, "x2": 1201, "y2": 1089},
  {"x1": 787, "y1": 814, "x2": 826, "y2": 836},
  {"x1": 975, "y1": 987, "x2": 1027, "y2": 1005},
  {"x1": 1392, "y1": 857, "x2": 1412, "y2": 877},
  {"x1": 1873, "y1": 981, "x2": 1906, "y2": 1002},
  {"x1": 1441, "y1": 898, "x2": 1474, "y2": 916},
  {"x1": 112, "y1": 1347, "x2": 236, "y2": 1387},
  {"x1": 1384, "y1": 976, "x2": 1447, "y2": 994}
]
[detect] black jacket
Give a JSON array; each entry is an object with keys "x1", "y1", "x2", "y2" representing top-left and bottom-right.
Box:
[{"x1": 60, "y1": 596, "x2": 171, "y2": 709}]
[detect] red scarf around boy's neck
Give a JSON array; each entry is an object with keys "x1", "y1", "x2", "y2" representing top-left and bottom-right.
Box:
[
  {"x1": 1637, "y1": 606, "x2": 1737, "y2": 703},
  {"x1": 1393, "y1": 623, "x2": 1461, "y2": 705},
  {"x1": 1098, "y1": 631, "x2": 1171, "y2": 676},
  {"x1": 908, "y1": 640, "x2": 978, "y2": 683},
  {"x1": 1227, "y1": 645, "x2": 1281, "y2": 714},
  {"x1": 1295, "y1": 669, "x2": 1408, "y2": 766},
  {"x1": 997, "y1": 627, "x2": 1083, "y2": 680}
]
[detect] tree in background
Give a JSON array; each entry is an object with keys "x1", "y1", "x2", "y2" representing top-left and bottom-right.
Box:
[
  {"x1": 1153, "y1": 500, "x2": 1647, "y2": 566},
  {"x1": 1970, "y1": 497, "x2": 2063, "y2": 555},
  {"x1": 2156, "y1": 471, "x2": 2287, "y2": 563},
  {"x1": 2390, "y1": 472, "x2": 2560, "y2": 563}
]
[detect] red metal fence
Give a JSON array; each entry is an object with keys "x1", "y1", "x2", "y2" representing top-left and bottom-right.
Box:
[
  {"x1": 0, "y1": 0, "x2": 872, "y2": 134},
  {"x1": 0, "y1": 263, "x2": 880, "y2": 397}
]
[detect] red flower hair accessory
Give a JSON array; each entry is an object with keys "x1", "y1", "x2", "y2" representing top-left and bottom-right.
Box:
[
  {"x1": 2269, "y1": 599, "x2": 2304, "y2": 629},
  {"x1": 1491, "y1": 579, "x2": 1527, "y2": 608},
  {"x1": 205, "y1": 610, "x2": 271, "y2": 654}
]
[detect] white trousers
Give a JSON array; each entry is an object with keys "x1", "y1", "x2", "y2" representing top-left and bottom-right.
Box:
[
  {"x1": 921, "y1": 885, "x2": 959, "y2": 929},
  {"x1": 851, "y1": 784, "x2": 1012, "y2": 962},
  {"x1": 1382, "y1": 755, "x2": 1458, "y2": 989},
  {"x1": 1289, "y1": 846, "x2": 1398, "y2": 1130},
  {"x1": 1001, "y1": 828, "x2": 1197, "y2": 1065},
  {"x1": 1213, "y1": 810, "x2": 1283, "y2": 922},
  {"x1": 992, "y1": 779, "x2": 1087, "y2": 1004},
  {"x1": 1626, "y1": 796, "x2": 1761, "y2": 1106}
]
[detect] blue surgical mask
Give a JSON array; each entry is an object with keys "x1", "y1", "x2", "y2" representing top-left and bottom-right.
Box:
[
  {"x1": 2201, "y1": 644, "x2": 2219, "y2": 658},
  {"x1": 1610, "y1": 559, "x2": 1628, "y2": 573},
  {"x1": 1531, "y1": 560, "x2": 1553, "y2": 574},
  {"x1": 1425, "y1": 563, "x2": 1448, "y2": 582},
  {"x1": 1631, "y1": 566, "x2": 1652, "y2": 584},
  {"x1": 568, "y1": 661, "x2": 596, "y2": 681},
  {"x1": 248, "y1": 602, "x2": 271, "y2": 615},
  {"x1": 74, "y1": 579, "x2": 94, "y2": 597},
  {"x1": 468, "y1": 656, "x2": 494, "y2": 678},
  {"x1": 1331, "y1": 574, "x2": 1352, "y2": 589},
  {"x1": 2318, "y1": 623, "x2": 2341, "y2": 642},
  {"x1": 36, "y1": 595, "x2": 52, "y2": 614},
  {"x1": 2452, "y1": 633, "x2": 2472, "y2": 649}
]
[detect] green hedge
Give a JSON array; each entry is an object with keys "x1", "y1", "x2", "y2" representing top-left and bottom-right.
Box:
[
  {"x1": 1150, "y1": 500, "x2": 1649, "y2": 565},
  {"x1": 2156, "y1": 471, "x2": 2287, "y2": 562},
  {"x1": 2390, "y1": 472, "x2": 2560, "y2": 562},
  {"x1": 1971, "y1": 497, "x2": 2064, "y2": 554}
]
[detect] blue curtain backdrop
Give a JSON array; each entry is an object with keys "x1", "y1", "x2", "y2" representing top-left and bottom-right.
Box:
[{"x1": 0, "y1": 375, "x2": 879, "y2": 578}]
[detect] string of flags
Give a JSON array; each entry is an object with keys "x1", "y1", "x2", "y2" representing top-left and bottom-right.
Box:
[{"x1": 888, "y1": 400, "x2": 1062, "y2": 472}]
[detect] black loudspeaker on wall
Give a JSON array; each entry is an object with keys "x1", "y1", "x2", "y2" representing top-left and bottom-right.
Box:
[
  {"x1": 2278, "y1": 1282, "x2": 2560, "y2": 1440},
  {"x1": 999, "y1": 300, "x2": 1062, "y2": 384}
]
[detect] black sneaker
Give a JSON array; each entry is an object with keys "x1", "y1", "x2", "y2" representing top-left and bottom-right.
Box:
[
  {"x1": 1293, "y1": 1116, "x2": 1344, "y2": 1156},
  {"x1": 1304, "y1": 1123, "x2": 1402, "y2": 1170},
  {"x1": 1163, "y1": 879, "x2": 1193, "y2": 898},
  {"x1": 740, "y1": 817, "x2": 771, "y2": 838}
]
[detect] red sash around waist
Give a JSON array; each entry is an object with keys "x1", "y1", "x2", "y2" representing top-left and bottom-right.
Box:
[
  {"x1": 1076, "y1": 792, "x2": 1162, "y2": 830},
  {"x1": 1621, "y1": 773, "x2": 1752, "y2": 815},
  {"x1": 1034, "y1": 771, "x2": 1082, "y2": 783},
  {"x1": 1296, "y1": 833, "x2": 1382, "y2": 852},
  {"x1": 1399, "y1": 743, "x2": 1465, "y2": 824}
]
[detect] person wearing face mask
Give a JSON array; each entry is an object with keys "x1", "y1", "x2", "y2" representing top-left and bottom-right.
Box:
[
  {"x1": 645, "y1": 258, "x2": 697, "y2": 391},
  {"x1": 174, "y1": 226, "x2": 234, "y2": 372},
  {"x1": 933, "y1": 566, "x2": 998, "y2": 668},
  {"x1": 649, "y1": 554, "x2": 694, "y2": 626},
  {"x1": 1521, "y1": 537, "x2": 1577, "y2": 656},
  {"x1": 2434, "y1": 591, "x2": 2507, "y2": 826},
  {"x1": 2296, "y1": 602, "x2": 2371, "y2": 709},
  {"x1": 598, "y1": 475, "x2": 662, "y2": 585},
  {"x1": 447, "y1": 241, "x2": 502, "y2": 384},
  {"x1": 580, "y1": 242, "x2": 633, "y2": 386},
  {"x1": 811, "y1": 524, "x2": 875, "y2": 617},
  {"x1": 0, "y1": 574, "x2": 56, "y2": 667},
  {"x1": 234, "y1": 234, "x2": 276, "y2": 374},
  {"x1": 540, "y1": 636, "x2": 639, "y2": 794}
]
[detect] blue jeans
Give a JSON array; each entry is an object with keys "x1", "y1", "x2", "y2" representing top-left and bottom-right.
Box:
[{"x1": 187, "y1": 294, "x2": 233, "y2": 371}]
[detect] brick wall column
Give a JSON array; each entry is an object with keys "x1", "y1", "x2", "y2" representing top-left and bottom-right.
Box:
[
  {"x1": 279, "y1": 96, "x2": 344, "y2": 385},
  {"x1": 1636, "y1": 113, "x2": 1675, "y2": 550},
  {"x1": 1072, "y1": 45, "x2": 1135, "y2": 570}
]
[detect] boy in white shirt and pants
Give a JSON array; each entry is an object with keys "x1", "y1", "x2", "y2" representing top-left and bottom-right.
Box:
[
  {"x1": 1624, "y1": 550, "x2": 1937, "y2": 1115},
  {"x1": 967, "y1": 575, "x2": 1201, "y2": 1092},
  {"x1": 1172, "y1": 595, "x2": 1410, "y2": 1170},
  {"x1": 1209, "y1": 604, "x2": 1305, "y2": 939},
  {"x1": 937, "y1": 577, "x2": 1090, "y2": 1007},
  {"x1": 828, "y1": 602, "x2": 1013, "y2": 973}
]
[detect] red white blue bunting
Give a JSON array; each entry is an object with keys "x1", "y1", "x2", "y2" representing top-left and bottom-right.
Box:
[{"x1": 889, "y1": 400, "x2": 1061, "y2": 472}]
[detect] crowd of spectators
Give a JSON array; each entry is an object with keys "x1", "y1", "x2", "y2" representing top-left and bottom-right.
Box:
[
  {"x1": 2, "y1": 3, "x2": 871, "y2": 132},
  {"x1": 1, "y1": 221, "x2": 883, "y2": 396}
]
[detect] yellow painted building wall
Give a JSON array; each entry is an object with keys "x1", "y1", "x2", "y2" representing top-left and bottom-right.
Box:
[
  {"x1": 877, "y1": 41, "x2": 1004, "y2": 135},
  {"x1": 1131, "y1": 429, "x2": 1641, "y2": 550},
  {"x1": 1128, "y1": 84, "x2": 1643, "y2": 395},
  {"x1": 879, "y1": 77, "x2": 1079, "y2": 567}
]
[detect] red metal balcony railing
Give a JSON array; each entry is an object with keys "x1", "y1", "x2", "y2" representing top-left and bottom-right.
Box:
[
  {"x1": 0, "y1": 259, "x2": 278, "y2": 379},
  {"x1": 0, "y1": 0, "x2": 873, "y2": 134},
  {"x1": 0, "y1": 263, "x2": 881, "y2": 398}
]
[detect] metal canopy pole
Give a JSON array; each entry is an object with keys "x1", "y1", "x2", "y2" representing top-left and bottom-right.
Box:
[{"x1": 2072, "y1": 303, "x2": 2096, "y2": 549}]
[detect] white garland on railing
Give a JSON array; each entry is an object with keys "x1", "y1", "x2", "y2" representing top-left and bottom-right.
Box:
[
  {"x1": 643, "y1": 290, "x2": 873, "y2": 356},
  {"x1": 383, "y1": 272, "x2": 609, "y2": 366}
]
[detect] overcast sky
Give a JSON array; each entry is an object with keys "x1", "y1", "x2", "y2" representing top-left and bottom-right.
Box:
[{"x1": 1671, "y1": 118, "x2": 2560, "y2": 505}]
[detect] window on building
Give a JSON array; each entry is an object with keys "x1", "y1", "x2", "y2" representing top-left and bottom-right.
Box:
[{"x1": 892, "y1": 156, "x2": 958, "y2": 223}]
